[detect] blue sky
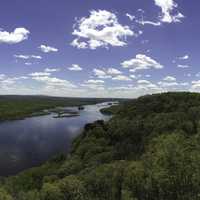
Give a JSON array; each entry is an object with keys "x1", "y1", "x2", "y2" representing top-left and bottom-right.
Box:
[{"x1": 0, "y1": 0, "x2": 199, "y2": 98}]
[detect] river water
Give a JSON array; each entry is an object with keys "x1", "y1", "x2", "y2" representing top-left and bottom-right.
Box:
[{"x1": 0, "y1": 103, "x2": 111, "y2": 176}]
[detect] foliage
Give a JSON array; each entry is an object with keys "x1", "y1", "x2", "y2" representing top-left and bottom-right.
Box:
[
  {"x1": 3, "y1": 92, "x2": 200, "y2": 199},
  {"x1": 0, "y1": 188, "x2": 13, "y2": 200},
  {"x1": 0, "y1": 95, "x2": 116, "y2": 121}
]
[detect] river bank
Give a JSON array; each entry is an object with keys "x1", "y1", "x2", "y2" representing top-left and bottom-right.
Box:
[
  {"x1": 0, "y1": 95, "x2": 118, "y2": 121},
  {"x1": 0, "y1": 102, "x2": 113, "y2": 176}
]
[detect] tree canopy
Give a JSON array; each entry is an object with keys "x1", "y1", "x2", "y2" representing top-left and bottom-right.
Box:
[{"x1": 2, "y1": 92, "x2": 200, "y2": 200}]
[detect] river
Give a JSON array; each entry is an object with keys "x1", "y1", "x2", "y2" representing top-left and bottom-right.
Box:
[{"x1": 0, "y1": 102, "x2": 112, "y2": 176}]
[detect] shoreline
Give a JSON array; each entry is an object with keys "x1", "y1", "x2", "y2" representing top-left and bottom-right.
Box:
[
  {"x1": 0, "y1": 103, "x2": 114, "y2": 177},
  {"x1": 0, "y1": 101, "x2": 117, "y2": 123}
]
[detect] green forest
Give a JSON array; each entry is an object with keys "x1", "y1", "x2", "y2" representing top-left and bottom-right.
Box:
[
  {"x1": 1, "y1": 92, "x2": 200, "y2": 200},
  {"x1": 0, "y1": 95, "x2": 115, "y2": 121}
]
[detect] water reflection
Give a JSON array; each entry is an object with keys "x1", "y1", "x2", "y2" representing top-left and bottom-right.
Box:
[{"x1": 0, "y1": 103, "x2": 111, "y2": 176}]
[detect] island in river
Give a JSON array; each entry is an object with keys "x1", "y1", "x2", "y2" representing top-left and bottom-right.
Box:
[
  {"x1": 0, "y1": 95, "x2": 121, "y2": 121},
  {"x1": 0, "y1": 99, "x2": 116, "y2": 176},
  {"x1": 3, "y1": 92, "x2": 200, "y2": 200}
]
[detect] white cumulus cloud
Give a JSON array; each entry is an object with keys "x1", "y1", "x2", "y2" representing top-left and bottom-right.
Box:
[
  {"x1": 107, "y1": 68, "x2": 122, "y2": 75},
  {"x1": 158, "y1": 81, "x2": 178, "y2": 87},
  {"x1": 136, "y1": 8, "x2": 162, "y2": 26},
  {"x1": 163, "y1": 76, "x2": 176, "y2": 82},
  {"x1": 86, "y1": 79, "x2": 105, "y2": 84},
  {"x1": 0, "y1": 28, "x2": 30, "y2": 44},
  {"x1": 31, "y1": 55, "x2": 42, "y2": 59},
  {"x1": 177, "y1": 64, "x2": 190, "y2": 69},
  {"x1": 178, "y1": 55, "x2": 189, "y2": 60},
  {"x1": 126, "y1": 13, "x2": 135, "y2": 21},
  {"x1": 14, "y1": 54, "x2": 42, "y2": 60},
  {"x1": 68, "y1": 64, "x2": 83, "y2": 71},
  {"x1": 112, "y1": 75, "x2": 131, "y2": 81},
  {"x1": 39, "y1": 45, "x2": 58, "y2": 53},
  {"x1": 44, "y1": 68, "x2": 60, "y2": 72},
  {"x1": 30, "y1": 72, "x2": 51, "y2": 77},
  {"x1": 93, "y1": 69, "x2": 111, "y2": 79},
  {"x1": 154, "y1": 0, "x2": 184, "y2": 23},
  {"x1": 32, "y1": 76, "x2": 76, "y2": 88},
  {"x1": 137, "y1": 20, "x2": 161, "y2": 26},
  {"x1": 93, "y1": 68, "x2": 122, "y2": 79},
  {"x1": 25, "y1": 62, "x2": 32, "y2": 66},
  {"x1": 30, "y1": 71, "x2": 76, "y2": 89},
  {"x1": 191, "y1": 81, "x2": 200, "y2": 90},
  {"x1": 121, "y1": 54, "x2": 163, "y2": 72},
  {"x1": 71, "y1": 10, "x2": 136, "y2": 49}
]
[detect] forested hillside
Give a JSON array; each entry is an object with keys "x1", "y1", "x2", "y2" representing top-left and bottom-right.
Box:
[
  {"x1": 2, "y1": 92, "x2": 200, "y2": 200},
  {"x1": 0, "y1": 95, "x2": 116, "y2": 121}
]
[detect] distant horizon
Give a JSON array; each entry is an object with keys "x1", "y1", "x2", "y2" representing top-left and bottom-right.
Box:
[
  {"x1": 0, "y1": 0, "x2": 199, "y2": 98},
  {"x1": 0, "y1": 91, "x2": 198, "y2": 100},
  {"x1": 0, "y1": 93, "x2": 128, "y2": 99}
]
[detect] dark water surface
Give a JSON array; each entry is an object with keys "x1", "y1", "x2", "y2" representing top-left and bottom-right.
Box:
[{"x1": 0, "y1": 103, "x2": 111, "y2": 176}]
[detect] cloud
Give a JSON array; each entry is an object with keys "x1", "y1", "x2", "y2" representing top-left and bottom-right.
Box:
[
  {"x1": 71, "y1": 10, "x2": 136, "y2": 49},
  {"x1": 0, "y1": 74, "x2": 28, "y2": 82},
  {"x1": 14, "y1": 55, "x2": 29, "y2": 59},
  {"x1": 81, "y1": 83, "x2": 105, "y2": 91},
  {"x1": 137, "y1": 80, "x2": 162, "y2": 91},
  {"x1": 137, "y1": 80, "x2": 161, "y2": 90},
  {"x1": 30, "y1": 71, "x2": 76, "y2": 89},
  {"x1": 157, "y1": 79, "x2": 188, "y2": 88},
  {"x1": 32, "y1": 76, "x2": 76, "y2": 88},
  {"x1": 163, "y1": 76, "x2": 176, "y2": 82},
  {"x1": 141, "y1": 40, "x2": 149, "y2": 44},
  {"x1": 14, "y1": 54, "x2": 42, "y2": 60},
  {"x1": 106, "y1": 82, "x2": 164, "y2": 98},
  {"x1": 44, "y1": 68, "x2": 60, "y2": 72},
  {"x1": 157, "y1": 76, "x2": 182, "y2": 88},
  {"x1": 180, "y1": 82, "x2": 189, "y2": 86},
  {"x1": 71, "y1": 39, "x2": 87, "y2": 49},
  {"x1": 0, "y1": 28, "x2": 30, "y2": 44},
  {"x1": 158, "y1": 81, "x2": 178, "y2": 87},
  {"x1": 112, "y1": 75, "x2": 131, "y2": 81},
  {"x1": 195, "y1": 72, "x2": 200, "y2": 77},
  {"x1": 0, "y1": 74, "x2": 83, "y2": 96},
  {"x1": 177, "y1": 64, "x2": 190, "y2": 69},
  {"x1": 0, "y1": 75, "x2": 28, "y2": 91},
  {"x1": 137, "y1": 79, "x2": 152, "y2": 85},
  {"x1": 85, "y1": 79, "x2": 105, "y2": 84},
  {"x1": 154, "y1": 0, "x2": 184, "y2": 23},
  {"x1": 0, "y1": 74, "x2": 6, "y2": 80},
  {"x1": 191, "y1": 81, "x2": 200, "y2": 90},
  {"x1": 30, "y1": 72, "x2": 51, "y2": 77},
  {"x1": 145, "y1": 74, "x2": 151, "y2": 78},
  {"x1": 136, "y1": 8, "x2": 162, "y2": 26},
  {"x1": 107, "y1": 68, "x2": 122, "y2": 75},
  {"x1": 68, "y1": 64, "x2": 83, "y2": 71},
  {"x1": 131, "y1": 1, "x2": 184, "y2": 28},
  {"x1": 93, "y1": 68, "x2": 123, "y2": 80},
  {"x1": 178, "y1": 55, "x2": 189, "y2": 60},
  {"x1": 31, "y1": 55, "x2": 42, "y2": 59},
  {"x1": 185, "y1": 73, "x2": 191, "y2": 77},
  {"x1": 121, "y1": 54, "x2": 163, "y2": 72},
  {"x1": 93, "y1": 69, "x2": 111, "y2": 79},
  {"x1": 137, "y1": 20, "x2": 161, "y2": 26},
  {"x1": 39, "y1": 45, "x2": 58, "y2": 53},
  {"x1": 29, "y1": 69, "x2": 76, "y2": 90},
  {"x1": 130, "y1": 74, "x2": 136, "y2": 79},
  {"x1": 126, "y1": 13, "x2": 135, "y2": 21},
  {"x1": 108, "y1": 85, "x2": 134, "y2": 91},
  {"x1": 81, "y1": 79, "x2": 105, "y2": 91},
  {"x1": 25, "y1": 62, "x2": 32, "y2": 66},
  {"x1": 130, "y1": 74, "x2": 142, "y2": 79}
]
